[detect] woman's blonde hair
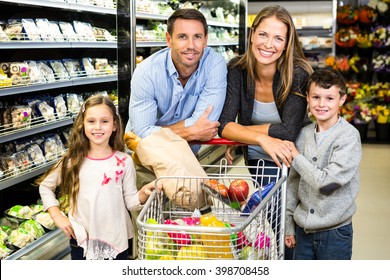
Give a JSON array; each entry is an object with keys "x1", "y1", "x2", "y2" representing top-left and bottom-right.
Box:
[
  {"x1": 35, "y1": 95, "x2": 124, "y2": 214},
  {"x1": 231, "y1": 5, "x2": 313, "y2": 106}
]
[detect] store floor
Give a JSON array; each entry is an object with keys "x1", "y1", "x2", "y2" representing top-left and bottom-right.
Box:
[
  {"x1": 352, "y1": 143, "x2": 390, "y2": 260},
  {"x1": 61, "y1": 144, "x2": 390, "y2": 260}
]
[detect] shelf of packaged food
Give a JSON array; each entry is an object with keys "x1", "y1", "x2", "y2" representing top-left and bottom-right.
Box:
[
  {"x1": 297, "y1": 27, "x2": 333, "y2": 37},
  {"x1": 0, "y1": 158, "x2": 61, "y2": 191},
  {"x1": 0, "y1": 74, "x2": 117, "y2": 96},
  {"x1": 5, "y1": 228, "x2": 70, "y2": 260},
  {"x1": 0, "y1": 41, "x2": 117, "y2": 49},
  {"x1": 136, "y1": 41, "x2": 239, "y2": 48},
  {"x1": 0, "y1": 117, "x2": 74, "y2": 145},
  {"x1": 136, "y1": 11, "x2": 239, "y2": 28},
  {"x1": 303, "y1": 47, "x2": 333, "y2": 52},
  {"x1": 0, "y1": 0, "x2": 116, "y2": 15}
]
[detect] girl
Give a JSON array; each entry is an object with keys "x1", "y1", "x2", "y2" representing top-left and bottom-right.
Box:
[{"x1": 37, "y1": 95, "x2": 158, "y2": 260}]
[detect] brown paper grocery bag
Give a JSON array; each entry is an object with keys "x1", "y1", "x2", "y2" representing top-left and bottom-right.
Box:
[{"x1": 134, "y1": 128, "x2": 211, "y2": 211}]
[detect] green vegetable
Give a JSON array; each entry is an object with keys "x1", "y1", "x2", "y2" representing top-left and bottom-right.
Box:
[
  {"x1": 20, "y1": 220, "x2": 45, "y2": 239},
  {"x1": 8, "y1": 205, "x2": 33, "y2": 219},
  {"x1": 0, "y1": 229, "x2": 8, "y2": 246},
  {"x1": 0, "y1": 244, "x2": 12, "y2": 259}
]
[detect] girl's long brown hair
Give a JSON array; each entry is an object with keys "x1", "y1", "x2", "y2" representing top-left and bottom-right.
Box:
[
  {"x1": 231, "y1": 5, "x2": 313, "y2": 106},
  {"x1": 35, "y1": 95, "x2": 124, "y2": 214}
]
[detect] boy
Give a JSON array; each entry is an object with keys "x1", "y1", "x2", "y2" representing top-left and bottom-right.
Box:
[{"x1": 284, "y1": 67, "x2": 362, "y2": 260}]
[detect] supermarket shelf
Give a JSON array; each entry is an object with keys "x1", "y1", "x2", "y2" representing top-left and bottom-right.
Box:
[
  {"x1": 0, "y1": 41, "x2": 117, "y2": 49},
  {"x1": 5, "y1": 228, "x2": 70, "y2": 260},
  {"x1": 137, "y1": 41, "x2": 238, "y2": 48},
  {"x1": 136, "y1": 12, "x2": 239, "y2": 28},
  {"x1": 0, "y1": 160, "x2": 59, "y2": 191},
  {"x1": 0, "y1": 117, "x2": 74, "y2": 144},
  {"x1": 0, "y1": 0, "x2": 116, "y2": 15},
  {"x1": 297, "y1": 27, "x2": 333, "y2": 37},
  {"x1": 0, "y1": 74, "x2": 117, "y2": 96}
]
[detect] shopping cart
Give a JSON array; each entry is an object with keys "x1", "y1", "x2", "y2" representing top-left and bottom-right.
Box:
[{"x1": 136, "y1": 138, "x2": 288, "y2": 260}]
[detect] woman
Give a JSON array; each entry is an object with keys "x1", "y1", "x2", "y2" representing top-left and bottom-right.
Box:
[
  {"x1": 218, "y1": 5, "x2": 313, "y2": 260},
  {"x1": 219, "y1": 5, "x2": 313, "y2": 170}
]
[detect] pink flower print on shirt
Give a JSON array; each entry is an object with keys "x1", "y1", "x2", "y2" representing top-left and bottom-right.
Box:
[
  {"x1": 102, "y1": 173, "x2": 112, "y2": 186},
  {"x1": 115, "y1": 170, "x2": 124, "y2": 183},
  {"x1": 115, "y1": 156, "x2": 126, "y2": 167}
]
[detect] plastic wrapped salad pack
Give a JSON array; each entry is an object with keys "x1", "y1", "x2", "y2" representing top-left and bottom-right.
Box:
[
  {"x1": 20, "y1": 220, "x2": 45, "y2": 239},
  {"x1": 8, "y1": 228, "x2": 34, "y2": 248},
  {"x1": 34, "y1": 212, "x2": 56, "y2": 230},
  {"x1": 8, "y1": 205, "x2": 33, "y2": 219}
]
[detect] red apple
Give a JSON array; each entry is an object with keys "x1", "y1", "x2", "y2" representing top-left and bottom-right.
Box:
[
  {"x1": 228, "y1": 179, "x2": 249, "y2": 202},
  {"x1": 207, "y1": 179, "x2": 229, "y2": 198}
]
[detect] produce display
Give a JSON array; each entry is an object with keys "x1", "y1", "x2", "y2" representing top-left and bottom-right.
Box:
[
  {"x1": 0, "y1": 203, "x2": 56, "y2": 259},
  {"x1": 7, "y1": 205, "x2": 33, "y2": 220},
  {"x1": 34, "y1": 212, "x2": 56, "y2": 231}
]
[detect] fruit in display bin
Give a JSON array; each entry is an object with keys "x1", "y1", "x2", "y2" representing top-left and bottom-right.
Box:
[
  {"x1": 337, "y1": 5, "x2": 358, "y2": 25},
  {"x1": 358, "y1": 5, "x2": 378, "y2": 23},
  {"x1": 228, "y1": 179, "x2": 249, "y2": 202}
]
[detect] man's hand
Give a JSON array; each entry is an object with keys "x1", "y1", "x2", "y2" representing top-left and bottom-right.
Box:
[
  {"x1": 166, "y1": 105, "x2": 220, "y2": 142},
  {"x1": 191, "y1": 105, "x2": 220, "y2": 141}
]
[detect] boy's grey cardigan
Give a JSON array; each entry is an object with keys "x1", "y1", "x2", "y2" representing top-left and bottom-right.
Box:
[{"x1": 285, "y1": 118, "x2": 362, "y2": 235}]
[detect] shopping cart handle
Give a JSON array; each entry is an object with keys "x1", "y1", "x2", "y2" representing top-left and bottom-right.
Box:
[{"x1": 190, "y1": 138, "x2": 244, "y2": 146}]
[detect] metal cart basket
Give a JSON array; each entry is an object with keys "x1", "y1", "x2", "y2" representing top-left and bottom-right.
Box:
[{"x1": 137, "y1": 141, "x2": 288, "y2": 260}]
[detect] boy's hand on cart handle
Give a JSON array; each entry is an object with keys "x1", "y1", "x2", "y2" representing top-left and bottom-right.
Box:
[
  {"x1": 284, "y1": 140, "x2": 299, "y2": 159},
  {"x1": 285, "y1": 235, "x2": 296, "y2": 248}
]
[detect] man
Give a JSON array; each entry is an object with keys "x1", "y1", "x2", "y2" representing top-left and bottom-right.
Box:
[{"x1": 127, "y1": 8, "x2": 227, "y2": 187}]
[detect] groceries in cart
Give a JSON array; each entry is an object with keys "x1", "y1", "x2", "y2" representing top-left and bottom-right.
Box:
[
  {"x1": 124, "y1": 128, "x2": 212, "y2": 211},
  {"x1": 201, "y1": 178, "x2": 250, "y2": 211},
  {"x1": 137, "y1": 161, "x2": 288, "y2": 260},
  {"x1": 138, "y1": 208, "x2": 274, "y2": 260},
  {"x1": 241, "y1": 181, "x2": 276, "y2": 215}
]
